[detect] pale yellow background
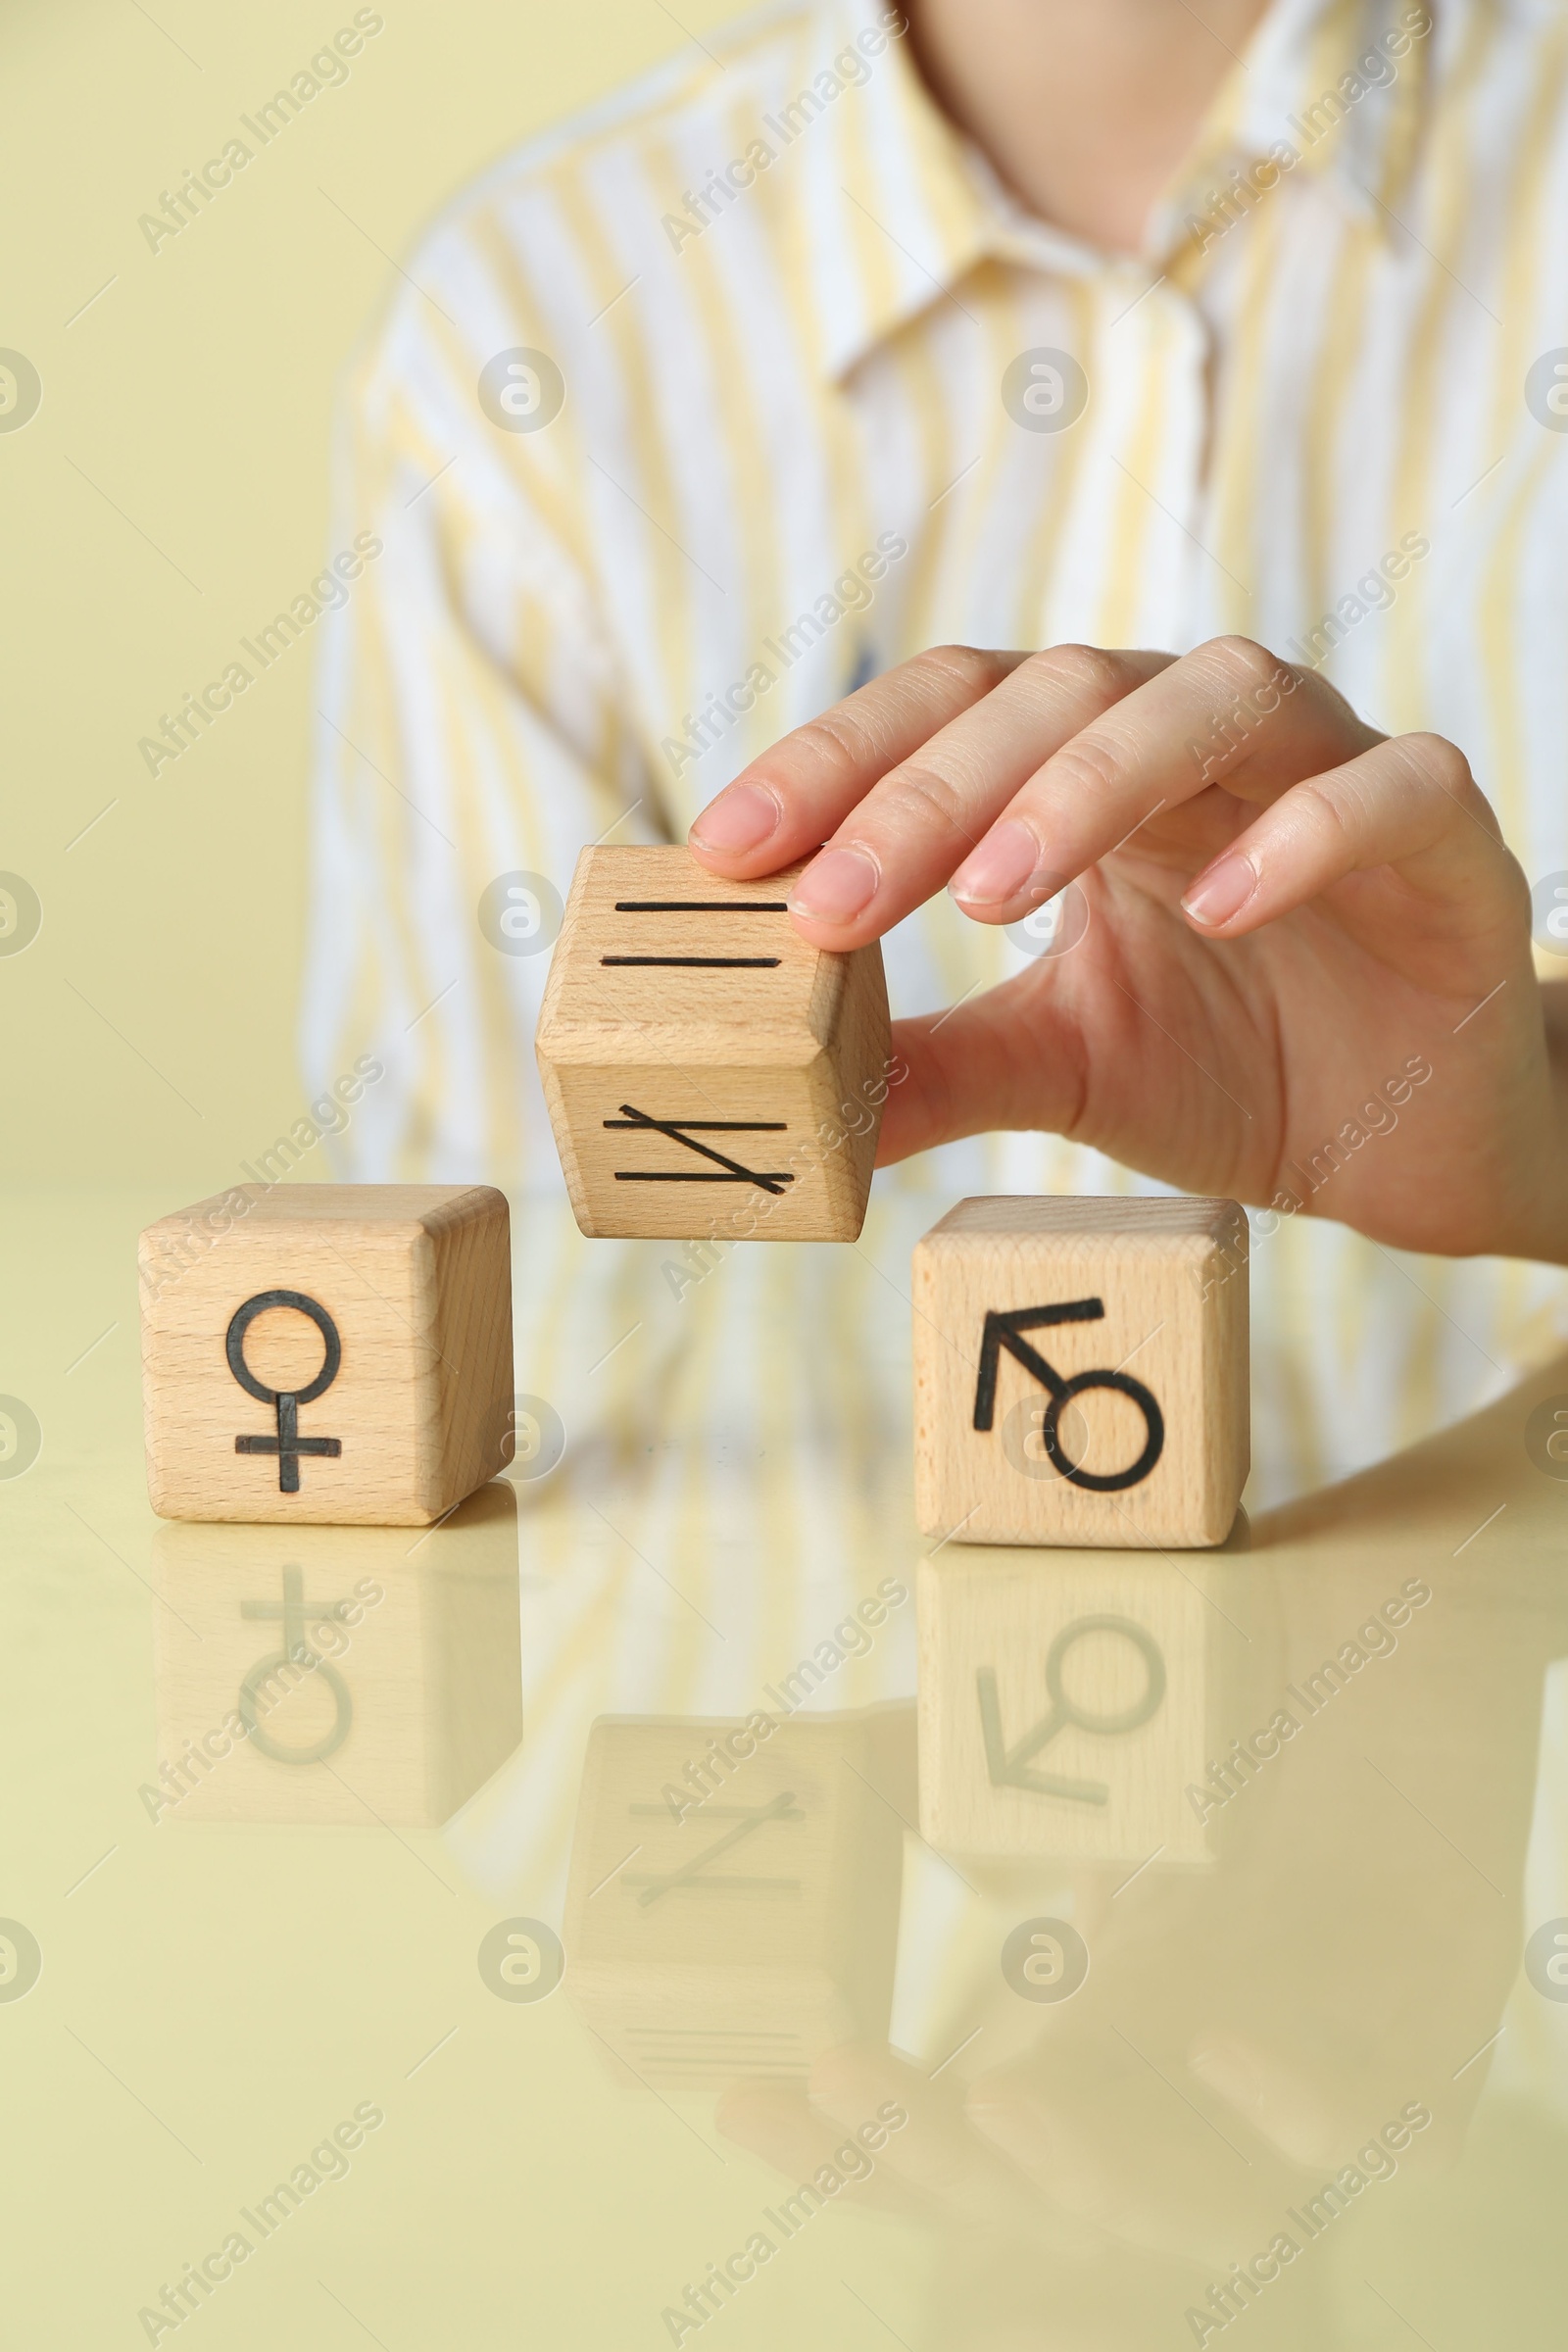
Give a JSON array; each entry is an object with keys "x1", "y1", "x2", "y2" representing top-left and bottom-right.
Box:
[{"x1": 0, "y1": 0, "x2": 739, "y2": 1187}]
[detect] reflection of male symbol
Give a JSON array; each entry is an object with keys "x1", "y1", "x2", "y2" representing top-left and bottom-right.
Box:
[
  {"x1": 978, "y1": 1614, "x2": 1167, "y2": 1803},
  {"x1": 238, "y1": 1564, "x2": 354, "y2": 1764},
  {"x1": 227, "y1": 1289, "x2": 343, "y2": 1493}
]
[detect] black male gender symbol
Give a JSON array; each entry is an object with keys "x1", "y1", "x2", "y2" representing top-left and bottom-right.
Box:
[
  {"x1": 226, "y1": 1290, "x2": 343, "y2": 1494},
  {"x1": 973, "y1": 1298, "x2": 1164, "y2": 1492}
]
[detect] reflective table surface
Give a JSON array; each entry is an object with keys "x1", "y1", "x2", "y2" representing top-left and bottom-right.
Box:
[{"x1": 5, "y1": 1192, "x2": 1567, "y2": 2349}]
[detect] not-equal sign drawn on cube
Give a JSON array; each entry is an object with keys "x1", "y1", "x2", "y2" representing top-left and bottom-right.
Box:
[
  {"x1": 599, "y1": 891, "x2": 796, "y2": 1192},
  {"x1": 535, "y1": 847, "x2": 890, "y2": 1240},
  {"x1": 604, "y1": 1106, "x2": 794, "y2": 1194}
]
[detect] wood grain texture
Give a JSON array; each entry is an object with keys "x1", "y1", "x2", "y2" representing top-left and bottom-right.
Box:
[
  {"x1": 912, "y1": 1195, "x2": 1250, "y2": 1549},
  {"x1": 535, "y1": 846, "x2": 890, "y2": 1240},
  {"x1": 140, "y1": 1184, "x2": 513, "y2": 1525},
  {"x1": 562, "y1": 1709, "x2": 905, "y2": 2084},
  {"x1": 917, "y1": 1550, "x2": 1241, "y2": 1862},
  {"x1": 148, "y1": 1483, "x2": 523, "y2": 1825}
]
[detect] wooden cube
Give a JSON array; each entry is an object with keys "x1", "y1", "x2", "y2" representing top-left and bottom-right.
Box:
[
  {"x1": 562, "y1": 1708, "x2": 906, "y2": 2084},
  {"x1": 147, "y1": 1482, "x2": 523, "y2": 1826},
  {"x1": 139, "y1": 1184, "x2": 512, "y2": 1526},
  {"x1": 919, "y1": 1550, "x2": 1240, "y2": 1863},
  {"x1": 535, "y1": 847, "x2": 890, "y2": 1241},
  {"x1": 912, "y1": 1196, "x2": 1248, "y2": 1549}
]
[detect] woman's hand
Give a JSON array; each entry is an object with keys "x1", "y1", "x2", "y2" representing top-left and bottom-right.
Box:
[{"x1": 688, "y1": 638, "x2": 1568, "y2": 1262}]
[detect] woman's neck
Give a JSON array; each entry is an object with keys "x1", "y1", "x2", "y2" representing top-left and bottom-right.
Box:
[{"x1": 907, "y1": 0, "x2": 1272, "y2": 252}]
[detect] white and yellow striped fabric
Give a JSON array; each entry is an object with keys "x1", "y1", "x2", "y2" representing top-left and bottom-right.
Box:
[{"x1": 302, "y1": 0, "x2": 1568, "y2": 1501}]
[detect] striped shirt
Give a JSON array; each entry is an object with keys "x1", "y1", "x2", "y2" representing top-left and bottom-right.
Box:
[{"x1": 301, "y1": 0, "x2": 1568, "y2": 1504}]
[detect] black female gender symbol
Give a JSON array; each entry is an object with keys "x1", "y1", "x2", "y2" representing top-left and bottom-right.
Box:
[{"x1": 227, "y1": 1290, "x2": 343, "y2": 1494}]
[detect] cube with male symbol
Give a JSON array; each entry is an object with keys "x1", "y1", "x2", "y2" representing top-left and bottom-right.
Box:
[{"x1": 912, "y1": 1196, "x2": 1249, "y2": 1549}]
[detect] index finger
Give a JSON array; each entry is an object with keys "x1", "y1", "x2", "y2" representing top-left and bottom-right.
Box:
[
  {"x1": 689, "y1": 642, "x2": 1171, "y2": 944},
  {"x1": 687, "y1": 645, "x2": 1025, "y2": 873}
]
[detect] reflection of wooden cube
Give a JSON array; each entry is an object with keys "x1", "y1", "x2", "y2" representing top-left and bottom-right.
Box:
[
  {"x1": 139, "y1": 1184, "x2": 512, "y2": 1525},
  {"x1": 919, "y1": 1553, "x2": 1229, "y2": 1864},
  {"x1": 535, "y1": 848, "x2": 890, "y2": 1241},
  {"x1": 148, "y1": 1481, "x2": 523, "y2": 1826},
  {"x1": 912, "y1": 1196, "x2": 1249, "y2": 1548},
  {"x1": 563, "y1": 1709, "x2": 907, "y2": 2083}
]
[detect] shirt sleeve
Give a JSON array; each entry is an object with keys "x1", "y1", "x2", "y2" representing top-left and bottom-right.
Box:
[{"x1": 298, "y1": 229, "x2": 657, "y2": 1185}]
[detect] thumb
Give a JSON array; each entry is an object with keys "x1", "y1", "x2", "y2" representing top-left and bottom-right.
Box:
[{"x1": 876, "y1": 974, "x2": 1087, "y2": 1165}]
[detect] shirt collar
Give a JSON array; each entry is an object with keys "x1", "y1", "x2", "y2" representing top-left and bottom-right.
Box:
[
  {"x1": 1152, "y1": 0, "x2": 1439, "y2": 262},
  {"x1": 812, "y1": 0, "x2": 994, "y2": 381},
  {"x1": 817, "y1": 0, "x2": 1443, "y2": 380}
]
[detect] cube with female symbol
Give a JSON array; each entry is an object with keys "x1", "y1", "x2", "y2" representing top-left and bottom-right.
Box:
[{"x1": 139, "y1": 1184, "x2": 513, "y2": 1525}]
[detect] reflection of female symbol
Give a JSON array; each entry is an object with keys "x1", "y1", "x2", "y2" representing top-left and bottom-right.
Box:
[
  {"x1": 227, "y1": 1290, "x2": 343, "y2": 1494},
  {"x1": 978, "y1": 1614, "x2": 1167, "y2": 1802},
  {"x1": 238, "y1": 1565, "x2": 353, "y2": 1764}
]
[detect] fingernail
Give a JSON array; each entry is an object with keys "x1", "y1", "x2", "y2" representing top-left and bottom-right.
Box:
[
  {"x1": 950, "y1": 819, "x2": 1039, "y2": 906},
  {"x1": 688, "y1": 782, "x2": 779, "y2": 855},
  {"x1": 1181, "y1": 851, "x2": 1257, "y2": 927},
  {"x1": 790, "y1": 846, "x2": 879, "y2": 924}
]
